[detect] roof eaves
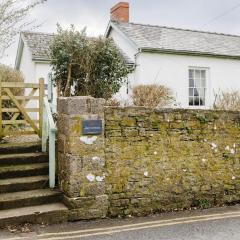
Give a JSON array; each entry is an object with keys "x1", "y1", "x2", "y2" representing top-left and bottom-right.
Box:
[
  {"x1": 108, "y1": 21, "x2": 139, "y2": 49},
  {"x1": 140, "y1": 47, "x2": 240, "y2": 60},
  {"x1": 104, "y1": 21, "x2": 112, "y2": 37},
  {"x1": 14, "y1": 35, "x2": 24, "y2": 70}
]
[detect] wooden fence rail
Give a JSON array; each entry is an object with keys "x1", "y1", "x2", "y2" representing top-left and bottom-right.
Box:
[{"x1": 0, "y1": 78, "x2": 44, "y2": 138}]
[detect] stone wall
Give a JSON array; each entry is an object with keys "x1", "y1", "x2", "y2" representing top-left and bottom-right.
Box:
[
  {"x1": 58, "y1": 97, "x2": 108, "y2": 220},
  {"x1": 57, "y1": 97, "x2": 240, "y2": 220},
  {"x1": 105, "y1": 107, "x2": 240, "y2": 217}
]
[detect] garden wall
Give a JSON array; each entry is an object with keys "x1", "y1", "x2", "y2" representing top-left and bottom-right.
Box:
[{"x1": 58, "y1": 97, "x2": 240, "y2": 220}]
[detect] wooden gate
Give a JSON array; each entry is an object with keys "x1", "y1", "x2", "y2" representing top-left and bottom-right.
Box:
[{"x1": 0, "y1": 78, "x2": 44, "y2": 138}]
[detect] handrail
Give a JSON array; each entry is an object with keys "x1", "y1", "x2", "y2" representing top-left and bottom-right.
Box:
[{"x1": 42, "y1": 96, "x2": 57, "y2": 188}]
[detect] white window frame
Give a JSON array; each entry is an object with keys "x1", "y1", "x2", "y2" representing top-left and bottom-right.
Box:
[{"x1": 188, "y1": 67, "x2": 209, "y2": 108}]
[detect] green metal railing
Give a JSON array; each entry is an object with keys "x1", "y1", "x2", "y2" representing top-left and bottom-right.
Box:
[
  {"x1": 42, "y1": 96, "x2": 57, "y2": 188},
  {"x1": 42, "y1": 74, "x2": 57, "y2": 188}
]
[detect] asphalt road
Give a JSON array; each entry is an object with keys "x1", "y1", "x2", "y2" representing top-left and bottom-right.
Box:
[{"x1": 1, "y1": 205, "x2": 240, "y2": 240}]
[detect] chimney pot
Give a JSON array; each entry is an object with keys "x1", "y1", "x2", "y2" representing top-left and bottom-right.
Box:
[{"x1": 110, "y1": 2, "x2": 129, "y2": 23}]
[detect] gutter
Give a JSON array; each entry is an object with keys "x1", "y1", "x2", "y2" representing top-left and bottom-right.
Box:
[
  {"x1": 32, "y1": 58, "x2": 51, "y2": 63},
  {"x1": 140, "y1": 47, "x2": 240, "y2": 60}
]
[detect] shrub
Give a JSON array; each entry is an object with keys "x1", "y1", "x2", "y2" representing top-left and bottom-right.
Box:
[
  {"x1": 0, "y1": 64, "x2": 24, "y2": 119},
  {"x1": 50, "y1": 25, "x2": 133, "y2": 99},
  {"x1": 105, "y1": 98, "x2": 120, "y2": 107},
  {"x1": 131, "y1": 84, "x2": 174, "y2": 108},
  {"x1": 0, "y1": 64, "x2": 24, "y2": 96},
  {"x1": 214, "y1": 90, "x2": 240, "y2": 111}
]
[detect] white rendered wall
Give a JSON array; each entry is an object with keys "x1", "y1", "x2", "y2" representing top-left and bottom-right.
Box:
[
  {"x1": 19, "y1": 47, "x2": 52, "y2": 119},
  {"x1": 108, "y1": 26, "x2": 137, "y2": 61},
  {"x1": 109, "y1": 27, "x2": 139, "y2": 104},
  {"x1": 19, "y1": 44, "x2": 35, "y2": 83},
  {"x1": 132, "y1": 52, "x2": 240, "y2": 109},
  {"x1": 35, "y1": 62, "x2": 51, "y2": 85}
]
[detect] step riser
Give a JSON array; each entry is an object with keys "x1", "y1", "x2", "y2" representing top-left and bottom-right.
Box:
[
  {"x1": 0, "y1": 155, "x2": 48, "y2": 166},
  {"x1": 0, "y1": 194, "x2": 63, "y2": 210},
  {"x1": 0, "y1": 180, "x2": 49, "y2": 194},
  {"x1": 0, "y1": 145, "x2": 41, "y2": 154},
  {"x1": 0, "y1": 210, "x2": 68, "y2": 228},
  {"x1": 0, "y1": 167, "x2": 48, "y2": 179}
]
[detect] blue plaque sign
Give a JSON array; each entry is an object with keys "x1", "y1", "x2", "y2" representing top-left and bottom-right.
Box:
[{"x1": 82, "y1": 120, "x2": 103, "y2": 135}]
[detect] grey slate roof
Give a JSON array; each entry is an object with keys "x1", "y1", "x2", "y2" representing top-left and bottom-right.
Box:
[
  {"x1": 22, "y1": 31, "x2": 54, "y2": 60},
  {"x1": 112, "y1": 21, "x2": 240, "y2": 58},
  {"x1": 21, "y1": 31, "x2": 134, "y2": 65}
]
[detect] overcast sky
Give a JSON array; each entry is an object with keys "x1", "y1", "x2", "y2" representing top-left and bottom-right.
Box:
[{"x1": 3, "y1": 0, "x2": 240, "y2": 66}]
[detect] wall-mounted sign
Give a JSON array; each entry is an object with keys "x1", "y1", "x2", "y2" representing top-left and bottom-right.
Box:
[{"x1": 82, "y1": 120, "x2": 103, "y2": 135}]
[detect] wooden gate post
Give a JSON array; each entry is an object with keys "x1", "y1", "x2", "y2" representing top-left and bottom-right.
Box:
[{"x1": 39, "y1": 78, "x2": 44, "y2": 138}]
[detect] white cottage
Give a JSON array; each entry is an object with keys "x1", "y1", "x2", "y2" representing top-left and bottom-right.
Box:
[
  {"x1": 15, "y1": 31, "x2": 53, "y2": 86},
  {"x1": 106, "y1": 2, "x2": 240, "y2": 108},
  {"x1": 15, "y1": 2, "x2": 240, "y2": 109}
]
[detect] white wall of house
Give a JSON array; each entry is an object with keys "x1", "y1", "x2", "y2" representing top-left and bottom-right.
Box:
[
  {"x1": 109, "y1": 26, "x2": 240, "y2": 109},
  {"x1": 108, "y1": 26, "x2": 137, "y2": 61},
  {"x1": 135, "y1": 52, "x2": 240, "y2": 109},
  {"x1": 35, "y1": 62, "x2": 51, "y2": 85},
  {"x1": 19, "y1": 44, "x2": 35, "y2": 84},
  {"x1": 108, "y1": 27, "x2": 139, "y2": 104},
  {"x1": 18, "y1": 44, "x2": 52, "y2": 119}
]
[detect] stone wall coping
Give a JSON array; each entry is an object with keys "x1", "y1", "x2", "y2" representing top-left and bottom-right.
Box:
[{"x1": 104, "y1": 106, "x2": 240, "y2": 114}]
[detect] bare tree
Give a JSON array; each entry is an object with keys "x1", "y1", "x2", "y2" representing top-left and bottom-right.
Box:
[{"x1": 0, "y1": 0, "x2": 46, "y2": 57}]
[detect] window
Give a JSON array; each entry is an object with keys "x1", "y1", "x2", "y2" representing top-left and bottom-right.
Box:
[{"x1": 189, "y1": 68, "x2": 207, "y2": 106}]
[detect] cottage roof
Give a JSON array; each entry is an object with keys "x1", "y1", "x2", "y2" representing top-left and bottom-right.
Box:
[
  {"x1": 109, "y1": 21, "x2": 240, "y2": 59},
  {"x1": 22, "y1": 31, "x2": 54, "y2": 61},
  {"x1": 20, "y1": 31, "x2": 134, "y2": 65}
]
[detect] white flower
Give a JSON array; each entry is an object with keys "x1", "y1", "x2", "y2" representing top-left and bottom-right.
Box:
[
  {"x1": 154, "y1": 151, "x2": 158, "y2": 155},
  {"x1": 232, "y1": 176, "x2": 236, "y2": 180},
  {"x1": 202, "y1": 158, "x2": 207, "y2": 163},
  {"x1": 144, "y1": 171, "x2": 149, "y2": 177},
  {"x1": 225, "y1": 146, "x2": 230, "y2": 151}
]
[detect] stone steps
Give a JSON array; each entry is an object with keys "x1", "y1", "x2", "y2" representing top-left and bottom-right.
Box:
[
  {"x1": 0, "y1": 175, "x2": 49, "y2": 193},
  {"x1": 0, "y1": 203, "x2": 68, "y2": 228},
  {"x1": 0, "y1": 162, "x2": 49, "y2": 179},
  {"x1": 0, "y1": 141, "x2": 68, "y2": 227},
  {"x1": 0, "y1": 189, "x2": 63, "y2": 210},
  {"x1": 0, "y1": 152, "x2": 48, "y2": 165},
  {"x1": 0, "y1": 142, "x2": 41, "y2": 154}
]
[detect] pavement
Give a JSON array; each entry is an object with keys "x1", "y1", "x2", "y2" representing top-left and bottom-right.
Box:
[{"x1": 1, "y1": 205, "x2": 240, "y2": 240}]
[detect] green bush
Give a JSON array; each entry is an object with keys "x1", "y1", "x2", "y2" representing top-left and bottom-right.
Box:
[{"x1": 50, "y1": 25, "x2": 133, "y2": 99}]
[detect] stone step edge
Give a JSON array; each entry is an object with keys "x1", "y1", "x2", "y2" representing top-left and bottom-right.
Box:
[
  {"x1": 0, "y1": 203, "x2": 68, "y2": 228},
  {"x1": 0, "y1": 142, "x2": 41, "y2": 154}
]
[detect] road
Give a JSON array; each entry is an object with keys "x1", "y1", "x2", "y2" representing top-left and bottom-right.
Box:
[{"x1": 1, "y1": 205, "x2": 240, "y2": 240}]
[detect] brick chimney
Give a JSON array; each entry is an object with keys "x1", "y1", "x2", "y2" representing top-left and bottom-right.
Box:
[{"x1": 110, "y1": 2, "x2": 129, "y2": 23}]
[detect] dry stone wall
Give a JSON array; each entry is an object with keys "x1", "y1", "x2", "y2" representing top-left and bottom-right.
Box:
[
  {"x1": 57, "y1": 97, "x2": 240, "y2": 220},
  {"x1": 105, "y1": 107, "x2": 240, "y2": 216}
]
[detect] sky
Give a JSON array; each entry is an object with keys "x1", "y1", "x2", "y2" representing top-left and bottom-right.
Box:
[{"x1": 3, "y1": 0, "x2": 240, "y2": 66}]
